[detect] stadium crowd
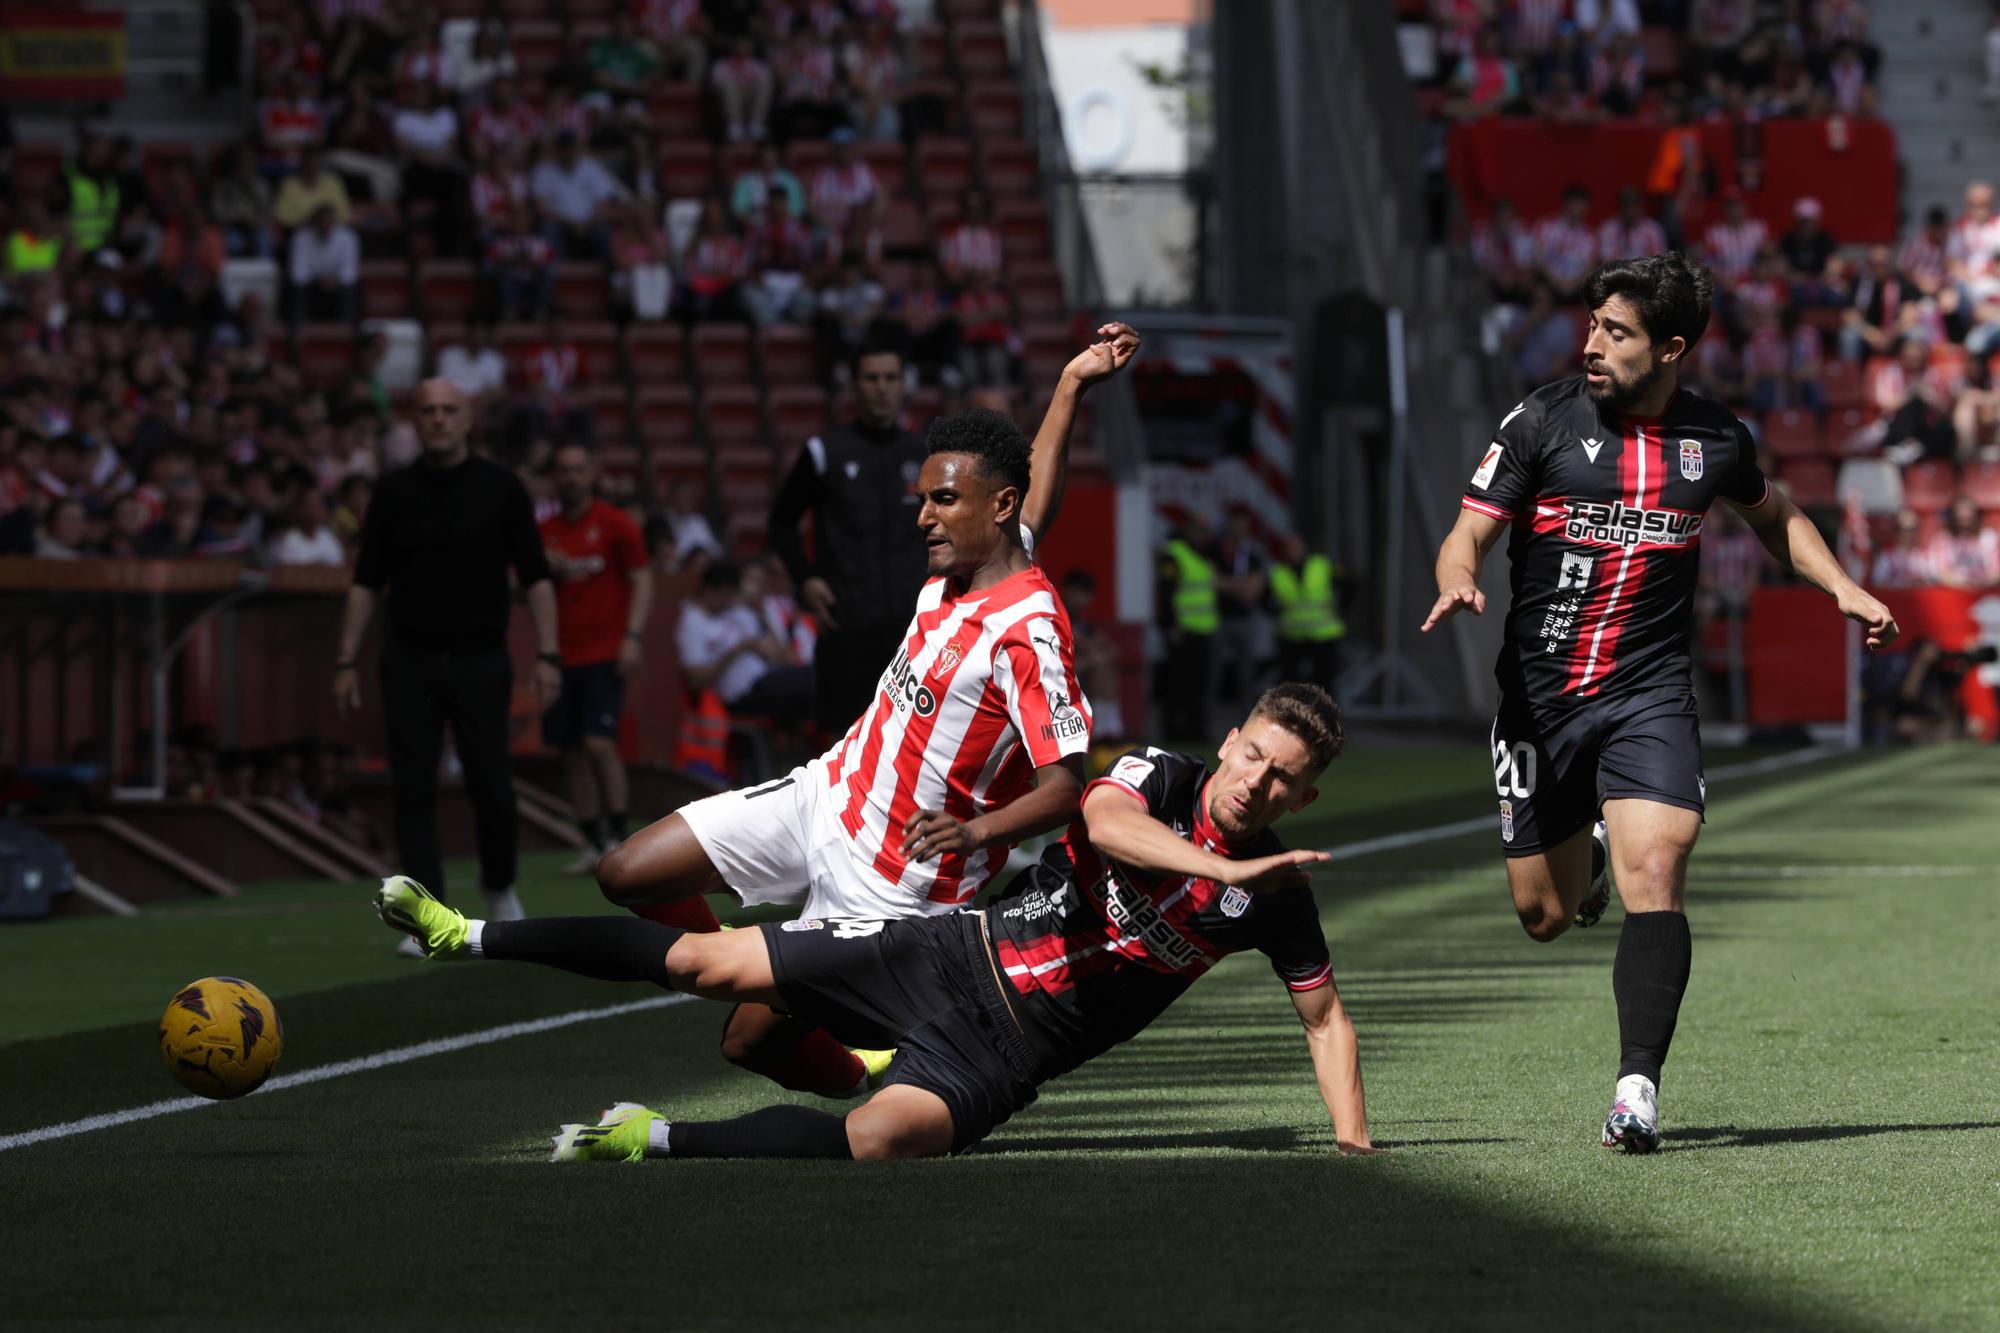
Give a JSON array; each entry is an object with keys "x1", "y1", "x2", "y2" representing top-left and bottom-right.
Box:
[{"x1": 0, "y1": 0, "x2": 1046, "y2": 572}]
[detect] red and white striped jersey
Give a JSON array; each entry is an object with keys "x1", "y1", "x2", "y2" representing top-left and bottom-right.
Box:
[
  {"x1": 1701, "y1": 217, "x2": 1769, "y2": 283},
  {"x1": 820, "y1": 551, "x2": 1091, "y2": 906},
  {"x1": 1597, "y1": 215, "x2": 1667, "y2": 260}
]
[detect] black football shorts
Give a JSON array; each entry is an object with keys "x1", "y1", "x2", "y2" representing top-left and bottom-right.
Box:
[
  {"x1": 1488, "y1": 685, "x2": 1705, "y2": 857},
  {"x1": 759, "y1": 912, "x2": 1040, "y2": 1153}
]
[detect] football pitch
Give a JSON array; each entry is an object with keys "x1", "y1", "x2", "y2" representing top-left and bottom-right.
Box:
[{"x1": 4, "y1": 741, "x2": 1997, "y2": 1331}]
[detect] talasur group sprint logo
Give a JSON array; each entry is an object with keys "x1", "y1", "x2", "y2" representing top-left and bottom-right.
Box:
[{"x1": 1563, "y1": 498, "x2": 1704, "y2": 548}]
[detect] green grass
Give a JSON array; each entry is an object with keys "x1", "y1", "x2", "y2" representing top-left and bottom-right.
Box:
[{"x1": 3, "y1": 742, "x2": 1997, "y2": 1331}]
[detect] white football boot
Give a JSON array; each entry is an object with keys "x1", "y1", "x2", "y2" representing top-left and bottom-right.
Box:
[
  {"x1": 1574, "y1": 821, "x2": 1612, "y2": 929},
  {"x1": 1601, "y1": 1073, "x2": 1661, "y2": 1154}
]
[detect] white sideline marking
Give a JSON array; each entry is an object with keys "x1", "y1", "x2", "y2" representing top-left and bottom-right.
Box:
[
  {"x1": 0, "y1": 993, "x2": 693, "y2": 1154},
  {"x1": 1317, "y1": 744, "x2": 1845, "y2": 862},
  {"x1": 1326, "y1": 863, "x2": 1994, "y2": 883}
]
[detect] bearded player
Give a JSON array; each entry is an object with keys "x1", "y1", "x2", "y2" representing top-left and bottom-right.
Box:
[
  {"x1": 576, "y1": 325, "x2": 1139, "y2": 1101},
  {"x1": 1422, "y1": 253, "x2": 1896, "y2": 1152},
  {"x1": 376, "y1": 684, "x2": 1374, "y2": 1162}
]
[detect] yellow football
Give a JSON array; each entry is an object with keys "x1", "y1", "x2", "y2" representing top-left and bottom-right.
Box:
[{"x1": 158, "y1": 976, "x2": 284, "y2": 1100}]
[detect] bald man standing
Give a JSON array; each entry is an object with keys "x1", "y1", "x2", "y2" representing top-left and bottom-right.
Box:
[{"x1": 335, "y1": 379, "x2": 561, "y2": 948}]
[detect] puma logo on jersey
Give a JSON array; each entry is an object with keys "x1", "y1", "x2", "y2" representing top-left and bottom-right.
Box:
[
  {"x1": 1580, "y1": 437, "x2": 1604, "y2": 463},
  {"x1": 1564, "y1": 498, "x2": 1704, "y2": 548}
]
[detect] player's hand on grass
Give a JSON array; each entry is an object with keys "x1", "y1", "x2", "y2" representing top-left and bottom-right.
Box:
[
  {"x1": 801, "y1": 576, "x2": 840, "y2": 631},
  {"x1": 902, "y1": 809, "x2": 985, "y2": 861},
  {"x1": 1062, "y1": 323, "x2": 1142, "y2": 388},
  {"x1": 1838, "y1": 587, "x2": 1900, "y2": 650},
  {"x1": 332, "y1": 666, "x2": 361, "y2": 716},
  {"x1": 1229, "y1": 848, "x2": 1331, "y2": 894},
  {"x1": 1420, "y1": 582, "x2": 1485, "y2": 633}
]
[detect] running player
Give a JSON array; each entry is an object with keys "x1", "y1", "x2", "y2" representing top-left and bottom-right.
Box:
[
  {"x1": 601, "y1": 325, "x2": 1141, "y2": 1101},
  {"x1": 1422, "y1": 253, "x2": 1897, "y2": 1153},
  {"x1": 374, "y1": 684, "x2": 1374, "y2": 1160}
]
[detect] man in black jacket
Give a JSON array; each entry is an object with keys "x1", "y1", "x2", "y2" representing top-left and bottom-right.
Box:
[
  {"x1": 768, "y1": 341, "x2": 929, "y2": 735},
  {"x1": 334, "y1": 379, "x2": 561, "y2": 946}
]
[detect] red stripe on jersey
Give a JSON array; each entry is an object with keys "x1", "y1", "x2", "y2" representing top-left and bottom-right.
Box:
[
  {"x1": 1567, "y1": 424, "x2": 1659, "y2": 694},
  {"x1": 863, "y1": 607, "x2": 986, "y2": 888},
  {"x1": 1083, "y1": 776, "x2": 1148, "y2": 806},
  {"x1": 922, "y1": 687, "x2": 1016, "y2": 901},
  {"x1": 1462, "y1": 496, "x2": 1512, "y2": 521},
  {"x1": 1531, "y1": 495, "x2": 1569, "y2": 536}
]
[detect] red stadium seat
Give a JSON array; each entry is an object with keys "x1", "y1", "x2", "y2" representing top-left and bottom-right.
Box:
[
  {"x1": 496, "y1": 323, "x2": 542, "y2": 384},
  {"x1": 574, "y1": 384, "x2": 632, "y2": 444},
  {"x1": 939, "y1": 0, "x2": 1000, "y2": 21},
  {"x1": 993, "y1": 198, "x2": 1052, "y2": 262},
  {"x1": 1902, "y1": 459, "x2": 1958, "y2": 511},
  {"x1": 657, "y1": 144, "x2": 715, "y2": 201},
  {"x1": 1762, "y1": 408, "x2": 1824, "y2": 460},
  {"x1": 1825, "y1": 405, "x2": 1879, "y2": 455},
  {"x1": 953, "y1": 22, "x2": 1010, "y2": 79},
  {"x1": 758, "y1": 325, "x2": 817, "y2": 384},
  {"x1": 1821, "y1": 357, "x2": 1864, "y2": 410},
  {"x1": 552, "y1": 264, "x2": 608, "y2": 318},
  {"x1": 417, "y1": 260, "x2": 479, "y2": 321},
  {"x1": 595, "y1": 442, "x2": 642, "y2": 480},
  {"x1": 966, "y1": 81, "x2": 1024, "y2": 139},
  {"x1": 978, "y1": 138, "x2": 1037, "y2": 195},
  {"x1": 647, "y1": 83, "x2": 705, "y2": 139},
  {"x1": 558, "y1": 320, "x2": 621, "y2": 382},
  {"x1": 1021, "y1": 320, "x2": 1073, "y2": 367},
  {"x1": 769, "y1": 386, "x2": 830, "y2": 443},
  {"x1": 512, "y1": 22, "x2": 564, "y2": 79},
  {"x1": 635, "y1": 384, "x2": 699, "y2": 462},
  {"x1": 703, "y1": 383, "x2": 764, "y2": 444},
  {"x1": 881, "y1": 197, "x2": 932, "y2": 255},
  {"x1": 906, "y1": 387, "x2": 944, "y2": 431},
  {"x1": 141, "y1": 142, "x2": 197, "y2": 199},
  {"x1": 915, "y1": 140, "x2": 975, "y2": 199},
  {"x1": 1011, "y1": 261, "x2": 1066, "y2": 319},
  {"x1": 1780, "y1": 458, "x2": 1836, "y2": 507},
  {"x1": 862, "y1": 141, "x2": 911, "y2": 195},
  {"x1": 297, "y1": 324, "x2": 356, "y2": 388},
  {"x1": 1637, "y1": 27, "x2": 1681, "y2": 80},
  {"x1": 1965, "y1": 460, "x2": 2000, "y2": 508},
  {"x1": 626, "y1": 324, "x2": 686, "y2": 382},
  {"x1": 693, "y1": 324, "x2": 753, "y2": 382},
  {"x1": 911, "y1": 25, "x2": 950, "y2": 78},
  {"x1": 359, "y1": 260, "x2": 413, "y2": 319},
  {"x1": 903, "y1": 76, "x2": 962, "y2": 134},
  {"x1": 719, "y1": 141, "x2": 759, "y2": 182}
]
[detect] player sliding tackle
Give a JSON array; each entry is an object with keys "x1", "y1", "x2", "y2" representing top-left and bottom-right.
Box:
[
  {"x1": 589, "y1": 324, "x2": 1140, "y2": 1102},
  {"x1": 376, "y1": 685, "x2": 1375, "y2": 1161}
]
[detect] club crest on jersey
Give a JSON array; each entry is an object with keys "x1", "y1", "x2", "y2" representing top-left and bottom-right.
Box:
[
  {"x1": 1558, "y1": 552, "x2": 1595, "y2": 590},
  {"x1": 1499, "y1": 799, "x2": 1515, "y2": 842},
  {"x1": 932, "y1": 639, "x2": 965, "y2": 675},
  {"x1": 1679, "y1": 438, "x2": 1704, "y2": 480},
  {"x1": 1219, "y1": 886, "x2": 1252, "y2": 918}
]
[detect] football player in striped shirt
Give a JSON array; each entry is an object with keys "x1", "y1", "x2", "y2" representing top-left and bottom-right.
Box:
[{"x1": 376, "y1": 683, "x2": 1375, "y2": 1161}]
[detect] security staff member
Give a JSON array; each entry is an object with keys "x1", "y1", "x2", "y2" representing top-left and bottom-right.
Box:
[
  {"x1": 768, "y1": 340, "x2": 929, "y2": 734},
  {"x1": 1156, "y1": 514, "x2": 1220, "y2": 739},
  {"x1": 1270, "y1": 532, "x2": 1346, "y2": 692},
  {"x1": 334, "y1": 378, "x2": 560, "y2": 941}
]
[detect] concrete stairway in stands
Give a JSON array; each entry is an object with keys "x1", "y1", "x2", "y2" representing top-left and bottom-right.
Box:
[{"x1": 1873, "y1": 0, "x2": 2000, "y2": 221}]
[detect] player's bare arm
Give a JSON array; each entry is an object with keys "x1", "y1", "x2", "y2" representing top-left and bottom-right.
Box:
[
  {"x1": 1020, "y1": 322, "x2": 1142, "y2": 545},
  {"x1": 1422, "y1": 506, "x2": 1508, "y2": 632},
  {"x1": 1290, "y1": 979, "x2": 1376, "y2": 1155},
  {"x1": 901, "y1": 757, "x2": 1085, "y2": 861},
  {"x1": 1080, "y1": 784, "x2": 1331, "y2": 893},
  {"x1": 1730, "y1": 489, "x2": 1899, "y2": 649}
]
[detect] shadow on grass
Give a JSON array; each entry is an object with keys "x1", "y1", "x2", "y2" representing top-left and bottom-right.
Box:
[{"x1": 1670, "y1": 1121, "x2": 2000, "y2": 1151}]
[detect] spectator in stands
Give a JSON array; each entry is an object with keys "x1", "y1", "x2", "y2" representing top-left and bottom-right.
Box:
[
  {"x1": 729, "y1": 142, "x2": 807, "y2": 224},
  {"x1": 437, "y1": 322, "x2": 507, "y2": 404},
  {"x1": 1742, "y1": 307, "x2": 1791, "y2": 414},
  {"x1": 1954, "y1": 357, "x2": 2000, "y2": 459},
  {"x1": 660, "y1": 476, "x2": 724, "y2": 570},
  {"x1": 210, "y1": 142, "x2": 276, "y2": 257},
  {"x1": 1948, "y1": 182, "x2": 2000, "y2": 309},
  {"x1": 531, "y1": 131, "x2": 627, "y2": 263},
  {"x1": 1901, "y1": 205, "x2": 1951, "y2": 298},
  {"x1": 808, "y1": 129, "x2": 880, "y2": 232},
  {"x1": 742, "y1": 192, "x2": 818, "y2": 326},
  {"x1": 680, "y1": 196, "x2": 749, "y2": 321},
  {"x1": 1449, "y1": 27, "x2": 1520, "y2": 120},
  {"x1": 273, "y1": 146, "x2": 353, "y2": 231},
  {"x1": 1780, "y1": 195, "x2": 1836, "y2": 277},
  {"x1": 1701, "y1": 188, "x2": 1769, "y2": 285},
  {"x1": 258, "y1": 72, "x2": 326, "y2": 166},
  {"x1": 518, "y1": 320, "x2": 593, "y2": 444},
  {"x1": 1787, "y1": 311, "x2": 1826, "y2": 416},
  {"x1": 884, "y1": 257, "x2": 959, "y2": 385},
  {"x1": 1506, "y1": 278, "x2": 1581, "y2": 386},
  {"x1": 270, "y1": 486, "x2": 347, "y2": 566},
  {"x1": 446, "y1": 20, "x2": 517, "y2": 100},
  {"x1": 4, "y1": 194, "x2": 64, "y2": 281},
  {"x1": 676, "y1": 557, "x2": 816, "y2": 728},
  {"x1": 468, "y1": 77, "x2": 545, "y2": 163},
  {"x1": 611, "y1": 207, "x2": 675, "y2": 322},
  {"x1": 740, "y1": 548, "x2": 814, "y2": 664},
  {"x1": 1880, "y1": 338, "x2": 1961, "y2": 464},
  {"x1": 713, "y1": 35, "x2": 775, "y2": 143},
  {"x1": 391, "y1": 78, "x2": 468, "y2": 256},
  {"x1": 336, "y1": 378, "x2": 559, "y2": 935},
  {"x1": 844, "y1": 17, "x2": 905, "y2": 142},
  {"x1": 1594, "y1": 189, "x2": 1665, "y2": 270},
  {"x1": 774, "y1": 27, "x2": 844, "y2": 141},
  {"x1": 1843, "y1": 243, "x2": 1916, "y2": 360},
  {"x1": 540, "y1": 442, "x2": 654, "y2": 871},
  {"x1": 1532, "y1": 186, "x2": 1596, "y2": 301},
  {"x1": 585, "y1": 10, "x2": 665, "y2": 111},
  {"x1": 288, "y1": 204, "x2": 360, "y2": 325},
  {"x1": 1871, "y1": 509, "x2": 1933, "y2": 588},
  {"x1": 101, "y1": 492, "x2": 154, "y2": 558},
  {"x1": 1061, "y1": 567, "x2": 1126, "y2": 739},
  {"x1": 1987, "y1": 8, "x2": 2000, "y2": 106},
  {"x1": 818, "y1": 253, "x2": 889, "y2": 371},
  {"x1": 468, "y1": 142, "x2": 529, "y2": 251},
  {"x1": 1470, "y1": 196, "x2": 1536, "y2": 302},
  {"x1": 940, "y1": 189, "x2": 1003, "y2": 288},
  {"x1": 1927, "y1": 495, "x2": 2000, "y2": 588},
  {"x1": 636, "y1": 0, "x2": 710, "y2": 82},
  {"x1": 1586, "y1": 30, "x2": 1645, "y2": 117},
  {"x1": 332, "y1": 472, "x2": 373, "y2": 550},
  {"x1": 32, "y1": 497, "x2": 88, "y2": 559},
  {"x1": 486, "y1": 203, "x2": 557, "y2": 320},
  {"x1": 1826, "y1": 42, "x2": 1870, "y2": 117}
]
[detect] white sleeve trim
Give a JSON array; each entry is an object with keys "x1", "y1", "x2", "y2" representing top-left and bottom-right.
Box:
[{"x1": 806, "y1": 435, "x2": 827, "y2": 474}]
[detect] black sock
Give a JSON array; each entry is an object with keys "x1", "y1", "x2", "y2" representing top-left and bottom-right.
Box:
[
  {"x1": 667, "y1": 1105, "x2": 853, "y2": 1160},
  {"x1": 606, "y1": 811, "x2": 628, "y2": 842},
  {"x1": 1613, "y1": 910, "x2": 1692, "y2": 1087},
  {"x1": 578, "y1": 817, "x2": 604, "y2": 848},
  {"x1": 480, "y1": 916, "x2": 681, "y2": 988}
]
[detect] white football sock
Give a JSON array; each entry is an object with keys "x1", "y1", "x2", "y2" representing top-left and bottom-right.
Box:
[
  {"x1": 647, "y1": 1121, "x2": 672, "y2": 1156},
  {"x1": 465, "y1": 920, "x2": 486, "y2": 955}
]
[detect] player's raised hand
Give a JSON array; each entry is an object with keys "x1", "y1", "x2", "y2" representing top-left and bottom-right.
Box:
[
  {"x1": 1421, "y1": 582, "x2": 1485, "y2": 633},
  {"x1": 1838, "y1": 586, "x2": 1900, "y2": 650},
  {"x1": 1062, "y1": 322, "x2": 1141, "y2": 387},
  {"x1": 902, "y1": 809, "x2": 986, "y2": 861},
  {"x1": 1230, "y1": 848, "x2": 1331, "y2": 894}
]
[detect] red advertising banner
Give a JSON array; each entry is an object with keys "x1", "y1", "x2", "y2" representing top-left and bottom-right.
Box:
[{"x1": 0, "y1": 10, "x2": 128, "y2": 101}]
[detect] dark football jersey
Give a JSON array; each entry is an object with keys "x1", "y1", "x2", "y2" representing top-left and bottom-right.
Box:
[
  {"x1": 1459, "y1": 377, "x2": 1771, "y2": 706},
  {"x1": 984, "y1": 746, "x2": 1333, "y2": 1078}
]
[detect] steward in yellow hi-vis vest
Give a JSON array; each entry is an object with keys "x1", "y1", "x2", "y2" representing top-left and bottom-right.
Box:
[
  {"x1": 1156, "y1": 517, "x2": 1220, "y2": 739},
  {"x1": 1271, "y1": 534, "x2": 1346, "y2": 693}
]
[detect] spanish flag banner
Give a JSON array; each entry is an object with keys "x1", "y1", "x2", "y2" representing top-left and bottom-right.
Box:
[{"x1": 0, "y1": 10, "x2": 128, "y2": 101}]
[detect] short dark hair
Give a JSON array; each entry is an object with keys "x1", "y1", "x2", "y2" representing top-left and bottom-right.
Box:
[
  {"x1": 1582, "y1": 251, "x2": 1713, "y2": 352},
  {"x1": 1063, "y1": 568, "x2": 1096, "y2": 593},
  {"x1": 1247, "y1": 683, "x2": 1346, "y2": 772},
  {"x1": 925, "y1": 408, "x2": 1030, "y2": 498},
  {"x1": 700, "y1": 559, "x2": 740, "y2": 592},
  {"x1": 850, "y1": 338, "x2": 902, "y2": 378}
]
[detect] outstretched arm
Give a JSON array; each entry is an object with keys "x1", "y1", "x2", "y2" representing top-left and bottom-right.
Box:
[
  {"x1": 1020, "y1": 322, "x2": 1142, "y2": 547},
  {"x1": 1291, "y1": 980, "x2": 1376, "y2": 1154},
  {"x1": 1422, "y1": 506, "x2": 1508, "y2": 633},
  {"x1": 1080, "y1": 784, "x2": 1330, "y2": 891},
  {"x1": 1732, "y1": 489, "x2": 1899, "y2": 649}
]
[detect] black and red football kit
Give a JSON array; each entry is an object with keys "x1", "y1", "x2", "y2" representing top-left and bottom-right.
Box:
[
  {"x1": 1460, "y1": 376, "x2": 1771, "y2": 854},
  {"x1": 759, "y1": 746, "x2": 1334, "y2": 1151}
]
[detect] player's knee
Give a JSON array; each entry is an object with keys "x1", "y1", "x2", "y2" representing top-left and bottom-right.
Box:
[
  {"x1": 1516, "y1": 902, "x2": 1567, "y2": 943},
  {"x1": 595, "y1": 841, "x2": 645, "y2": 905},
  {"x1": 845, "y1": 1116, "x2": 948, "y2": 1161},
  {"x1": 1623, "y1": 844, "x2": 1688, "y2": 904},
  {"x1": 717, "y1": 1020, "x2": 758, "y2": 1068}
]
